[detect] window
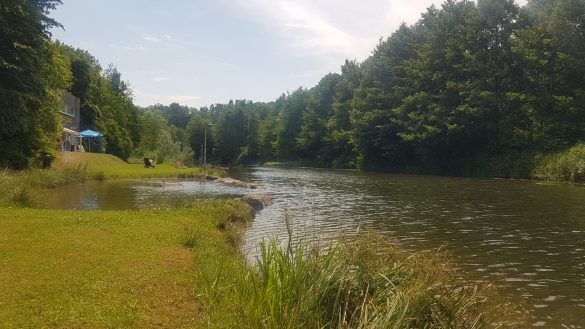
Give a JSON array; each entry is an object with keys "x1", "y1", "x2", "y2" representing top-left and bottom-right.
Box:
[{"x1": 61, "y1": 103, "x2": 75, "y2": 116}]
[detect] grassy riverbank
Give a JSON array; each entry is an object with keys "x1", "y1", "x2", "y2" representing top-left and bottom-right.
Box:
[
  {"x1": 0, "y1": 152, "x2": 223, "y2": 207},
  {"x1": 0, "y1": 155, "x2": 521, "y2": 328},
  {"x1": 55, "y1": 152, "x2": 224, "y2": 180},
  {"x1": 0, "y1": 201, "x2": 252, "y2": 328},
  {"x1": 0, "y1": 205, "x2": 521, "y2": 328},
  {"x1": 533, "y1": 144, "x2": 585, "y2": 183}
]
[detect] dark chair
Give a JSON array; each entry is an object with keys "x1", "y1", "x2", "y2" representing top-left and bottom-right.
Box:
[{"x1": 144, "y1": 157, "x2": 155, "y2": 168}]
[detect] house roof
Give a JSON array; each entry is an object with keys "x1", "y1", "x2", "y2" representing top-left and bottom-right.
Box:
[{"x1": 63, "y1": 127, "x2": 80, "y2": 135}]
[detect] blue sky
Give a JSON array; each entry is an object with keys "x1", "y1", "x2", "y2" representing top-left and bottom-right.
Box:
[{"x1": 50, "y1": 0, "x2": 477, "y2": 108}]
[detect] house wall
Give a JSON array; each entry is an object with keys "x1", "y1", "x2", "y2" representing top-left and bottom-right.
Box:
[
  {"x1": 61, "y1": 93, "x2": 81, "y2": 131},
  {"x1": 59, "y1": 93, "x2": 82, "y2": 152}
]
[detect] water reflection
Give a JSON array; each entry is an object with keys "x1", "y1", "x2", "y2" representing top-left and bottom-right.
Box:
[{"x1": 44, "y1": 179, "x2": 251, "y2": 210}]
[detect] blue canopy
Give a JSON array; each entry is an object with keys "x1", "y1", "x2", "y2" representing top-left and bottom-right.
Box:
[{"x1": 80, "y1": 129, "x2": 102, "y2": 138}]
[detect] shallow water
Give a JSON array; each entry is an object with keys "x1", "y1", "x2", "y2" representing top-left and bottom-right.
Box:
[
  {"x1": 46, "y1": 167, "x2": 585, "y2": 327},
  {"x1": 43, "y1": 179, "x2": 250, "y2": 210}
]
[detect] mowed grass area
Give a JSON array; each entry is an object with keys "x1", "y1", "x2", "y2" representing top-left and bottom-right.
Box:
[
  {"x1": 55, "y1": 152, "x2": 224, "y2": 180},
  {"x1": 0, "y1": 200, "x2": 251, "y2": 328}
]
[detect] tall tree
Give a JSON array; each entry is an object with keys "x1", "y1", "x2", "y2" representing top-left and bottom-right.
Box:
[{"x1": 0, "y1": 0, "x2": 68, "y2": 168}]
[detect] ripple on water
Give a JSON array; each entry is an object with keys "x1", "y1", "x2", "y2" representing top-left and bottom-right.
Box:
[{"x1": 231, "y1": 166, "x2": 585, "y2": 327}]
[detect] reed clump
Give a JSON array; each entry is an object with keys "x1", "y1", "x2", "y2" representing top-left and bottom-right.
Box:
[
  {"x1": 235, "y1": 233, "x2": 520, "y2": 328},
  {"x1": 214, "y1": 202, "x2": 254, "y2": 248},
  {"x1": 0, "y1": 166, "x2": 84, "y2": 207}
]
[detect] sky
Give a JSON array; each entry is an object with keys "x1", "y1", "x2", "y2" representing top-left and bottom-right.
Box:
[{"x1": 50, "y1": 0, "x2": 472, "y2": 108}]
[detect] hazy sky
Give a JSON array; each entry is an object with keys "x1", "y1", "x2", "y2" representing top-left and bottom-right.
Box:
[{"x1": 50, "y1": 0, "x2": 465, "y2": 108}]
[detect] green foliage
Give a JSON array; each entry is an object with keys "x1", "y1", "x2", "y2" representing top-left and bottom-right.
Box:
[
  {"x1": 0, "y1": 0, "x2": 70, "y2": 168},
  {"x1": 3, "y1": 0, "x2": 585, "y2": 178},
  {"x1": 182, "y1": 226, "x2": 197, "y2": 248},
  {"x1": 58, "y1": 44, "x2": 140, "y2": 160},
  {"x1": 193, "y1": 0, "x2": 585, "y2": 179},
  {"x1": 534, "y1": 144, "x2": 585, "y2": 183}
]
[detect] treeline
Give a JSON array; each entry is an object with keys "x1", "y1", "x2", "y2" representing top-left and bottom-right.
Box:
[
  {"x1": 197, "y1": 0, "x2": 585, "y2": 178},
  {"x1": 3, "y1": 0, "x2": 584, "y2": 179},
  {"x1": 1, "y1": 0, "x2": 68, "y2": 168}
]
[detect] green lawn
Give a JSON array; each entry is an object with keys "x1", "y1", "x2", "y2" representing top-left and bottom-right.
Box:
[
  {"x1": 0, "y1": 200, "x2": 250, "y2": 328},
  {"x1": 55, "y1": 152, "x2": 224, "y2": 180}
]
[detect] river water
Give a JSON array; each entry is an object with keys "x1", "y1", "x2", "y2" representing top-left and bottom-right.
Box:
[{"x1": 46, "y1": 166, "x2": 585, "y2": 327}]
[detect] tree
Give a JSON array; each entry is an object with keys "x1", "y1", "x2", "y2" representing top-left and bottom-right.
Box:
[{"x1": 0, "y1": 0, "x2": 68, "y2": 168}]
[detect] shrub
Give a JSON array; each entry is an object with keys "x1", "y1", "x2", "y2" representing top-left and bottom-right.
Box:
[{"x1": 534, "y1": 144, "x2": 585, "y2": 183}]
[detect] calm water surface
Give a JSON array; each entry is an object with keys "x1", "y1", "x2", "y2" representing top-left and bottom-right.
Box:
[{"x1": 47, "y1": 167, "x2": 585, "y2": 327}]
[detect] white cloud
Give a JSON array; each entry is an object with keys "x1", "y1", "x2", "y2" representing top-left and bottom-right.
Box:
[
  {"x1": 231, "y1": 0, "x2": 444, "y2": 61},
  {"x1": 142, "y1": 35, "x2": 160, "y2": 42},
  {"x1": 134, "y1": 89, "x2": 202, "y2": 107}
]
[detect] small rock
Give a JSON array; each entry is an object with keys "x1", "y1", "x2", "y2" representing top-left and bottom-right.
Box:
[
  {"x1": 217, "y1": 177, "x2": 262, "y2": 189},
  {"x1": 241, "y1": 193, "x2": 274, "y2": 211}
]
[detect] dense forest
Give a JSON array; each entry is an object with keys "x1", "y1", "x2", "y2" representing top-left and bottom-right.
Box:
[{"x1": 1, "y1": 0, "x2": 584, "y2": 179}]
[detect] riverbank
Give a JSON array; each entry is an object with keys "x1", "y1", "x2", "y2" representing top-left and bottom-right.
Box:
[
  {"x1": 0, "y1": 205, "x2": 520, "y2": 328},
  {"x1": 55, "y1": 152, "x2": 225, "y2": 180},
  {"x1": 0, "y1": 153, "x2": 223, "y2": 207},
  {"x1": 0, "y1": 159, "x2": 522, "y2": 328},
  {"x1": 264, "y1": 143, "x2": 585, "y2": 184}
]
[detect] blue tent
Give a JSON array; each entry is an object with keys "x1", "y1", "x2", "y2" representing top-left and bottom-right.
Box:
[{"x1": 80, "y1": 130, "x2": 103, "y2": 152}]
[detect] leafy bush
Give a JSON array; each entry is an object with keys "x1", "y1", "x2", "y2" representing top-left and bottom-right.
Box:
[{"x1": 534, "y1": 144, "x2": 585, "y2": 183}]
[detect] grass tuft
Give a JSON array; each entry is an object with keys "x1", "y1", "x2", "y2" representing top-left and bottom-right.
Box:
[
  {"x1": 233, "y1": 232, "x2": 521, "y2": 329},
  {"x1": 182, "y1": 226, "x2": 197, "y2": 248}
]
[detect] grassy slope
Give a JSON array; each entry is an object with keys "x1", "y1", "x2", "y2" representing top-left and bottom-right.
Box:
[
  {"x1": 55, "y1": 152, "x2": 223, "y2": 179},
  {"x1": 0, "y1": 200, "x2": 249, "y2": 329}
]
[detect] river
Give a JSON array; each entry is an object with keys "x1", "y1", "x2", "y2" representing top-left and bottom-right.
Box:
[{"x1": 47, "y1": 166, "x2": 585, "y2": 327}]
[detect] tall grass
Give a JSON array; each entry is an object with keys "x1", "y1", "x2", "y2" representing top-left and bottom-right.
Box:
[
  {"x1": 0, "y1": 166, "x2": 84, "y2": 207},
  {"x1": 533, "y1": 144, "x2": 585, "y2": 183},
  {"x1": 234, "y1": 231, "x2": 520, "y2": 328}
]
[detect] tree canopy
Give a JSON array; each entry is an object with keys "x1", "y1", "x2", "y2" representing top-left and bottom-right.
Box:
[{"x1": 2, "y1": 0, "x2": 584, "y2": 178}]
